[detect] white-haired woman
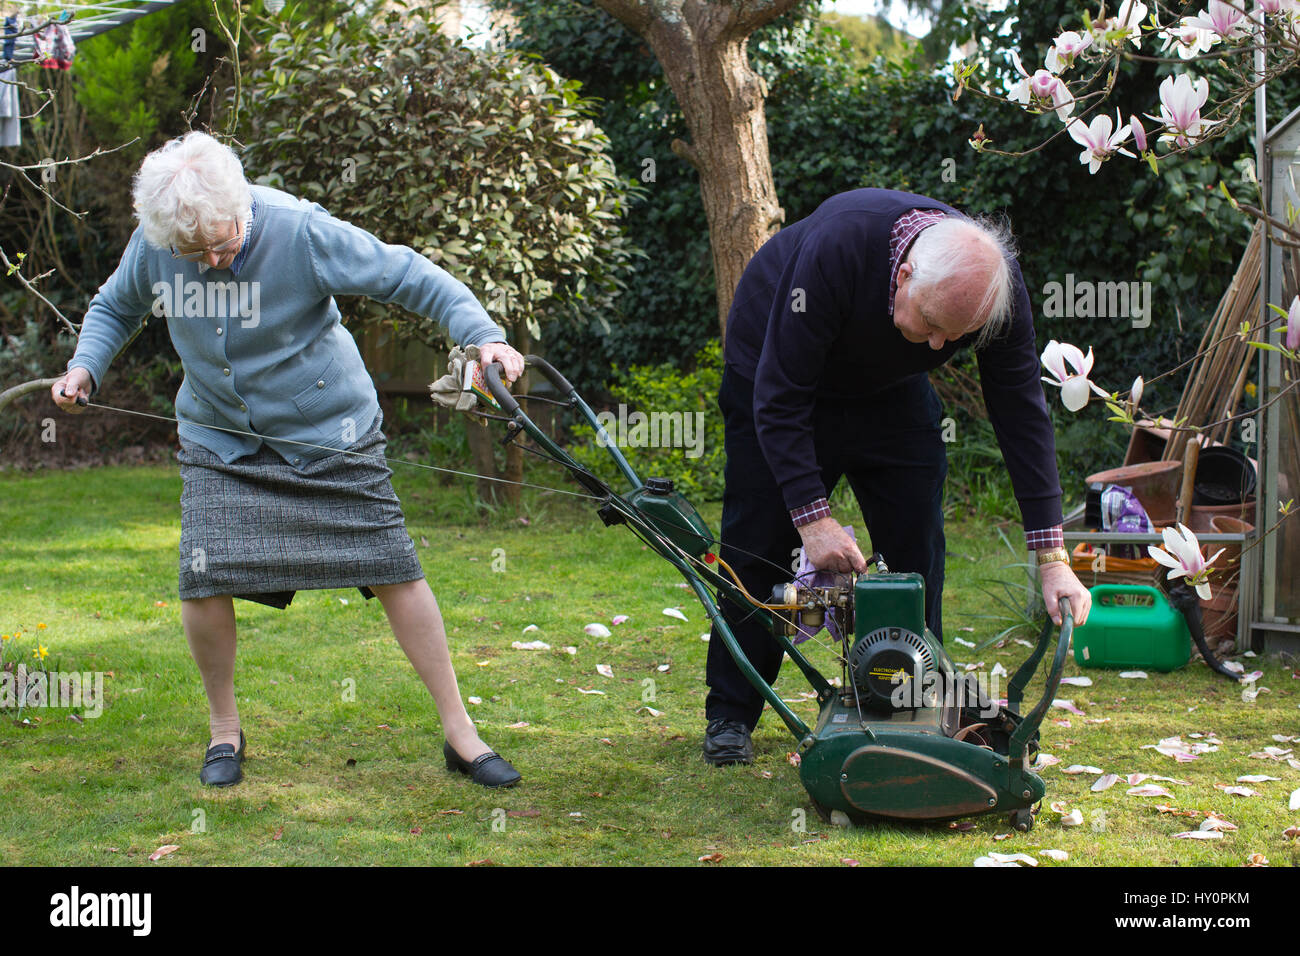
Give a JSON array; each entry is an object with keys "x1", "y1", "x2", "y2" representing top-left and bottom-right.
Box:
[{"x1": 51, "y1": 130, "x2": 524, "y2": 789}]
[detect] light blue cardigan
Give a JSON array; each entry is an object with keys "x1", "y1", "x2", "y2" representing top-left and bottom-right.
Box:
[{"x1": 67, "y1": 185, "x2": 506, "y2": 468}]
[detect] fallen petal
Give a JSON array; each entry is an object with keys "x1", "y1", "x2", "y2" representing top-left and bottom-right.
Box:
[
  {"x1": 1237, "y1": 774, "x2": 1280, "y2": 783},
  {"x1": 662, "y1": 608, "x2": 688, "y2": 622},
  {"x1": 522, "y1": 624, "x2": 539, "y2": 634},
  {"x1": 511, "y1": 640, "x2": 551, "y2": 651},
  {"x1": 1052, "y1": 698, "x2": 1086, "y2": 716},
  {"x1": 987, "y1": 851, "x2": 1038, "y2": 866},
  {"x1": 1214, "y1": 785, "x2": 1259, "y2": 797},
  {"x1": 1059, "y1": 676, "x2": 1093, "y2": 686},
  {"x1": 1173, "y1": 830, "x2": 1223, "y2": 840},
  {"x1": 1039, "y1": 848, "x2": 1069, "y2": 862},
  {"x1": 576, "y1": 687, "x2": 606, "y2": 695},
  {"x1": 1290, "y1": 788, "x2": 1300, "y2": 811},
  {"x1": 1063, "y1": 765, "x2": 1105, "y2": 775},
  {"x1": 1127, "y1": 785, "x2": 1174, "y2": 797},
  {"x1": 149, "y1": 844, "x2": 180, "y2": 861},
  {"x1": 612, "y1": 615, "x2": 630, "y2": 625},
  {"x1": 1092, "y1": 774, "x2": 1120, "y2": 792},
  {"x1": 1118, "y1": 671, "x2": 1149, "y2": 679},
  {"x1": 583, "y1": 623, "x2": 611, "y2": 638},
  {"x1": 1061, "y1": 809, "x2": 1084, "y2": 826},
  {"x1": 596, "y1": 664, "x2": 614, "y2": 678}
]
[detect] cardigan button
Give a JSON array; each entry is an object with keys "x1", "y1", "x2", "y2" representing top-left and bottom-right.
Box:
[
  {"x1": 316, "y1": 380, "x2": 325, "y2": 388},
  {"x1": 223, "y1": 368, "x2": 231, "y2": 376},
  {"x1": 239, "y1": 403, "x2": 247, "y2": 412},
  {"x1": 216, "y1": 327, "x2": 223, "y2": 335}
]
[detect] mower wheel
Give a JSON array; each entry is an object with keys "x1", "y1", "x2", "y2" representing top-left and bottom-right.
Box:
[{"x1": 1010, "y1": 809, "x2": 1034, "y2": 833}]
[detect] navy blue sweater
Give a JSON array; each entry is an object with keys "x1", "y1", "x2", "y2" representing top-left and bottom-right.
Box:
[{"x1": 723, "y1": 188, "x2": 1063, "y2": 531}]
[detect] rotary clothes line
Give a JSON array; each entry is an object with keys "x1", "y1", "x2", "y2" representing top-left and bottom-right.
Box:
[{"x1": 1, "y1": 2, "x2": 180, "y2": 148}]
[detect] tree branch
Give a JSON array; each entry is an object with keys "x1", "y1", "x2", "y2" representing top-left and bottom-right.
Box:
[
  {"x1": 0, "y1": 377, "x2": 59, "y2": 414},
  {"x1": 591, "y1": 0, "x2": 654, "y2": 35}
]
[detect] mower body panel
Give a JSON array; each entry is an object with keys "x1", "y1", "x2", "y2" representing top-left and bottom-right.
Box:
[
  {"x1": 799, "y1": 694, "x2": 1046, "y2": 822},
  {"x1": 625, "y1": 484, "x2": 715, "y2": 559}
]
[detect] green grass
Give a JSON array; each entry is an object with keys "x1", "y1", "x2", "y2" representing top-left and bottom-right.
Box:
[{"x1": 1, "y1": 463, "x2": 1297, "y2": 867}]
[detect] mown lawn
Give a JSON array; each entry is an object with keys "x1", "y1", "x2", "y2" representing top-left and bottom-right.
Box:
[{"x1": 1, "y1": 462, "x2": 1297, "y2": 866}]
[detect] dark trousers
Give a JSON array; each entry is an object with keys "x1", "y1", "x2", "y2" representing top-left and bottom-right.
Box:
[{"x1": 705, "y1": 366, "x2": 948, "y2": 729}]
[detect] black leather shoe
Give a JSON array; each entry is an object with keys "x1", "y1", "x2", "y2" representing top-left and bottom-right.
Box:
[
  {"x1": 443, "y1": 740, "x2": 521, "y2": 788},
  {"x1": 703, "y1": 718, "x2": 754, "y2": 766},
  {"x1": 199, "y1": 731, "x2": 245, "y2": 787}
]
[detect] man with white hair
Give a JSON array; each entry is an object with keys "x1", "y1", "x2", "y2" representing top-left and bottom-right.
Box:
[{"x1": 703, "y1": 188, "x2": 1092, "y2": 766}]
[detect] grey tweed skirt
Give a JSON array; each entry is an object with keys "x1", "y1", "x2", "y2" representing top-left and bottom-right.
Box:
[{"x1": 176, "y1": 410, "x2": 425, "y2": 608}]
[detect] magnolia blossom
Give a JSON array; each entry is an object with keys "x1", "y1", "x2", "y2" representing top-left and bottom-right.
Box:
[
  {"x1": 1131, "y1": 114, "x2": 1148, "y2": 151},
  {"x1": 1067, "y1": 110, "x2": 1135, "y2": 173},
  {"x1": 1094, "y1": 0, "x2": 1149, "y2": 48},
  {"x1": 1257, "y1": 0, "x2": 1300, "y2": 15},
  {"x1": 1150, "y1": 73, "x2": 1219, "y2": 148},
  {"x1": 1288, "y1": 296, "x2": 1300, "y2": 351},
  {"x1": 1188, "y1": 0, "x2": 1252, "y2": 37},
  {"x1": 1040, "y1": 340, "x2": 1109, "y2": 411},
  {"x1": 1130, "y1": 376, "x2": 1144, "y2": 409},
  {"x1": 1148, "y1": 524, "x2": 1225, "y2": 601},
  {"x1": 1046, "y1": 31, "x2": 1092, "y2": 72},
  {"x1": 1157, "y1": 17, "x2": 1220, "y2": 58},
  {"x1": 1007, "y1": 50, "x2": 1075, "y2": 120}
]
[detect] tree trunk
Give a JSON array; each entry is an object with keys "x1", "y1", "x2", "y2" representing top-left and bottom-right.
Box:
[
  {"x1": 464, "y1": 417, "x2": 500, "y2": 506},
  {"x1": 592, "y1": 0, "x2": 801, "y2": 343}
]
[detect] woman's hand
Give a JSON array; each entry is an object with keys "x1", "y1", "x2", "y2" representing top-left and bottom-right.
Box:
[
  {"x1": 51, "y1": 367, "x2": 93, "y2": 414},
  {"x1": 479, "y1": 342, "x2": 525, "y2": 384},
  {"x1": 797, "y1": 516, "x2": 868, "y2": 573},
  {"x1": 1039, "y1": 560, "x2": 1090, "y2": 627}
]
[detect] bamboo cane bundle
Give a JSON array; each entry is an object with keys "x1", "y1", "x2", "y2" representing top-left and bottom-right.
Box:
[{"x1": 1162, "y1": 224, "x2": 1262, "y2": 462}]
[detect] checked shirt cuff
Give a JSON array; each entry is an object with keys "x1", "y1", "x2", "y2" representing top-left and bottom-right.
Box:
[
  {"x1": 790, "y1": 498, "x2": 832, "y2": 528},
  {"x1": 1025, "y1": 526, "x2": 1065, "y2": 551}
]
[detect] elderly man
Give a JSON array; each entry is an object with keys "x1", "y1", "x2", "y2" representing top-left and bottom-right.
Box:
[
  {"x1": 52, "y1": 131, "x2": 526, "y2": 788},
  {"x1": 703, "y1": 188, "x2": 1092, "y2": 765}
]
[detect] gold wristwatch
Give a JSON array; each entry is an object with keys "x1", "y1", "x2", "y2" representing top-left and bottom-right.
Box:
[{"x1": 1035, "y1": 547, "x2": 1070, "y2": 567}]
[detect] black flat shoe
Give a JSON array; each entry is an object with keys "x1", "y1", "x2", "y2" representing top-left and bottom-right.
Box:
[
  {"x1": 199, "y1": 731, "x2": 245, "y2": 787},
  {"x1": 703, "y1": 718, "x2": 754, "y2": 766},
  {"x1": 443, "y1": 740, "x2": 521, "y2": 788}
]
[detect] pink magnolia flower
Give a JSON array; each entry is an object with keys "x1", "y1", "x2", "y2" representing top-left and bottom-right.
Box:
[
  {"x1": 1287, "y1": 296, "x2": 1300, "y2": 351},
  {"x1": 1150, "y1": 73, "x2": 1219, "y2": 148},
  {"x1": 1046, "y1": 31, "x2": 1092, "y2": 71},
  {"x1": 1258, "y1": 0, "x2": 1300, "y2": 15},
  {"x1": 1007, "y1": 50, "x2": 1075, "y2": 121},
  {"x1": 1040, "y1": 340, "x2": 1109, "y2": 411},
  {"x1": 1148, "y1": 524, "x2": 1225, "y2": 601},
  {"x1": 1157, "y1": 17, "x2": 1220, "y2": 58},
  {"x1": 1067, "y1": 110, "x2": 1135, "y2": 173},
  {"x1": 1131, "y1": 114, "x2": 1148, "y2": 151},
  {"x1": 1095, "y1": 0, "x2": 1149, "y2": 48},
  {"x1": 1188, "y1": 0, "x2": 1252, "y2": 37}
]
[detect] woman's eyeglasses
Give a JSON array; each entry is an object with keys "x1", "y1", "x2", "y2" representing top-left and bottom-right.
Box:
[{"x1": 171, "y1": 220, "x2": 242, "y2": 261}]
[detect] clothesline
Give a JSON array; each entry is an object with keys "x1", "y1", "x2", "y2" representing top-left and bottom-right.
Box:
[{"x1": 2, "y1": 0, "x2": 177, "y2": 62}]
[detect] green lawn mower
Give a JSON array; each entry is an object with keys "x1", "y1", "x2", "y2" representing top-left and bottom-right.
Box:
[{"x1": 480, "y1": 357, "x2": 1074, "y2": 833}]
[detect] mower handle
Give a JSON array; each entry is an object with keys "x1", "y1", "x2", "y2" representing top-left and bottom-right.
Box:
[
  {"x1": 482, "y1": 360, "x2": 520, "y2": 415},
  {"x1": 1007, "y1": 596, "x2": 1073, "y2": 765}
]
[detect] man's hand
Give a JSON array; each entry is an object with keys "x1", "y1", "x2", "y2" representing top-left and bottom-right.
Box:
[
  {"x1": 797, "y1": 516, "x2": 868, "y2": 573},
  {"x1": 1039, "y1": 560, "x2": 1090, "y2": 628},
  {"x1": 479, "y1": 342, "x2": 525, "y2": 385},
  {"x1": 50, "y1": 367, "x2": 93, "y2": 415}
]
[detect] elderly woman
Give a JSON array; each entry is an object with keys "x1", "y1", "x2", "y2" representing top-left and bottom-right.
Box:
[{"x1": 51, "y1": 131, "x2": 525, "y2": 789}]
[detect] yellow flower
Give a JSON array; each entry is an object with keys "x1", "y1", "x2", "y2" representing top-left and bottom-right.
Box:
[
  {"x1": 37, "y1": 623, "x2": 47, "y2": 630},
  {"x1": 1, "y1": 634, "x2": 9, "y2": 642},
  {"x1": 1244, "y1": 382, "x2": 1257, "y2": 399},
  {"x1": 33, "y1": 644, "x2": 48, "y2": 662}
]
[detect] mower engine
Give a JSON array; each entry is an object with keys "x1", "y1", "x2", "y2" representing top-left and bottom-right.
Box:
[{"x1": 774, "y1": 569, "x2": 1047, "y2": 831}]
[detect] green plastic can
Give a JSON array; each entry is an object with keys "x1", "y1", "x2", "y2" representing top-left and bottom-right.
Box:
[{"x1": 1071, "y1": 585, "x2": 1191, "y2": 672}]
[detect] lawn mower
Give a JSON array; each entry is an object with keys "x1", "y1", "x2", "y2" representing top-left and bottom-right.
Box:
[{"x1": 478, "y1": 357, "x2": 1074, "y2": 832}]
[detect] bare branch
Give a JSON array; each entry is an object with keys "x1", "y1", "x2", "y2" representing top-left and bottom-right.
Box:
[{"x1": 0, "y1": 377, "x2": 59, "y2": 414}]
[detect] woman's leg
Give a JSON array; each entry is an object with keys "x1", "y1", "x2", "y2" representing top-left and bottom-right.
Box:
[
  {"x1": 181, "y1": 595, "x2": 240, "y2": 750},
  {"x1": 369, "y1": 578, "x2": 491, "y2": 761}
]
